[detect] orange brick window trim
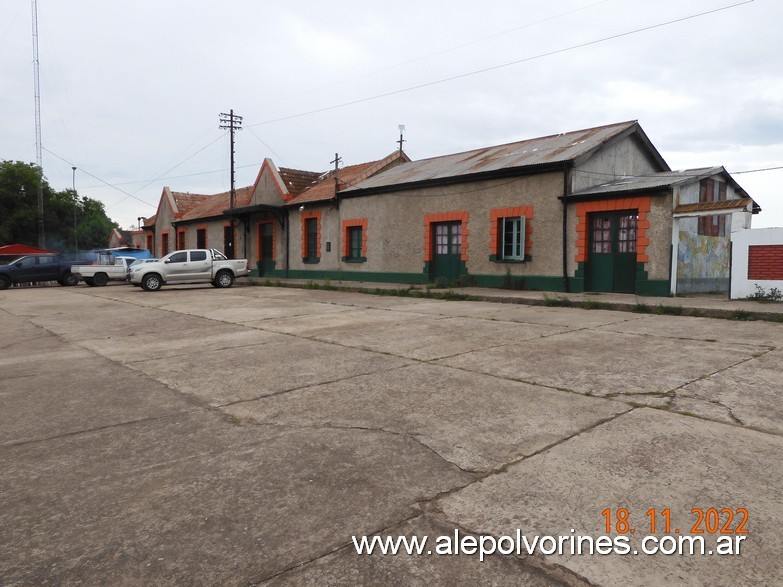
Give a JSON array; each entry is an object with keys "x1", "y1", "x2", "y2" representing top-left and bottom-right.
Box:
[
  {"x1": 423, "y1": 211, "x2": 469, "y2": 262},
  {"x1": 301, "y1": 210, "x2": 322, "y2": 258},
  {"x1": 489, "y1": 206, "x2": 534, "y2": 255},
  {"x1": 574, "y1": 197, "x2": 652, "y2": 263},
  {"x1": 342, "y1": 218, "x2": 368, "y2": 257},
  {"x1": 748, "y1": 245, "x2": 783, "y2": 280}
]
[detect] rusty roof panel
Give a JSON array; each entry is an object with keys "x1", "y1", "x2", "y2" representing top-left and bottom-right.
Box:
[
  {"x1": 343, "y1": 121, "x2": 638, "y2": 192},
  {"x1": 674, "y1": 198, "x2": 753, "y2": 214},
  {"x1": 569, "y1": 168, "x2": 722, "y2": 197}
]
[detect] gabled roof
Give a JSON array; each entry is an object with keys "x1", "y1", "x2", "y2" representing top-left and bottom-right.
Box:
[
  {"x1": 179, "y1": 186, "x2": 254, "y2": 222},
  {"x1": 290, "y1": 151, "x2": 410, "y2": 206},
  {"x1": 248, "y1": 159, "x2": 322, "y2": 204},
  {"x1": 570, "y1": 167, "x2": 726, "y2": 197},
  {"x1": 171, "y1": 191, "x2": 214, "y2": 217},
  {"x1": 342, "y1": 121, "x2": 666, "y2": 195},
  {"x1": 279, "y1": 167, "x2": 323, "y2": 197},
  {"x1": 568, "y1": 166, "x2": 759, "y2": 212},
  {"x1": 110, "y1": 228, "x2": 133, "y2": 246}
]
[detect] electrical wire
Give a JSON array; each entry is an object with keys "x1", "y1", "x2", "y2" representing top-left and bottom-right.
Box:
[
  {"x1": 42, "y1": 147, "x2": 156, "y2": 207},
  {"x1": 127, "y1": 131, "x2": 228, "y2": 199},
  {"x1": 245, "y1": 0, "x2": 612, "y2": 112},
  {"x1": 245, "y1": 0, "x2": 754, "y2": 128}
]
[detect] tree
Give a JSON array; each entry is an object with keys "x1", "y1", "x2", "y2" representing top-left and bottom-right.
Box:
[{"x1": 0, "y1": 160, "x2": 118, "y2": 250}]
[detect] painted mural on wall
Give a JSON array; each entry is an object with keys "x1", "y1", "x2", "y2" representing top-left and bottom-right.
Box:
[{"x1": 677, "y1": 230, "x2": 731, "y2": 293}]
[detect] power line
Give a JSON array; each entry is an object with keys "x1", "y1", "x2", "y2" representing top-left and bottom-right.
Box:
[
  {"x1": 245, "y1": 0, "x2": 754, "y2": 128},
  {"x1": 42, "y1": 147, "x2": 156, "y2": 207},
  {"x1": 732, "y1": 165, "x2": 783, "y2": 175},
  {"x1": 79, "y1": 162, "x2": 264, "y2": 189},
  {"x1": 127, "y1": 131, "x2": 228, "y2": 199},
  {"x1": 245, "y1": 0, "x2": 612, "y2": 112}
]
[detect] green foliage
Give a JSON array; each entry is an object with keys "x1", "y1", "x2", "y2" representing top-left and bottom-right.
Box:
[
  {"x1": 654, "y1": 304, "x2": 683, "y2": 315},
  {"x1": 731, "y1": 309, "x2": 755, "y2": 321},
  {"x1": 582, "y1": 300, "x2": 608, "y2": 310},
  {"x1": 0, "y1": 160, "x2": 118, "y2": 250},
  {"x1": 543, "y1": 294, "x2": 573, "y2": 307},
  {"x1": 745, "y1": 284, "x2": 783, "y2": 302},
  {"x1": 633, "y1": 303, "x2": 651, "y2": 313}
]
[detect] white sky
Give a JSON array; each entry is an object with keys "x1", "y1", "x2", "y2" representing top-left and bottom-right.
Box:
[{"x1": 1, "y1": 0, "x2": 781, "y2": 231}]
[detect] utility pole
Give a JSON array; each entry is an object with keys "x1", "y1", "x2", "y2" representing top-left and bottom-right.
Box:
[
  {"x1": 219, "y1": 110, "x2": 243, "y2": 209},
  {"x1": 72, "y1": 166, "x2": 77, "y2": 250},
  {"x1": 32, "y1": 0, "x2": 44, "y2": 247},
  {"x1": 331, "y1": 153, "x2": 342, "y2": 207},
  {"x1": 397, "y1": 124, "x2": 406, "y2": 155}
]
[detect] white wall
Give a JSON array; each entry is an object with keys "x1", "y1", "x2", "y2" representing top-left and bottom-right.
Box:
[{"x1": 730, "y1": 226, "x2": 783, "y2": 299}]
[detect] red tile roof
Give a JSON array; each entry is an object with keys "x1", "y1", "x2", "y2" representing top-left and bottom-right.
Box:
[
  {"x1": 279, "y1": 168, "x2": 323, "y2": 197},
  {"x1": 179, "y1": 186, "x2": 253, "y2": 222},
  {"x1": 290, "y1": 152, "x2": 409, "y2": 205},
  {"x1": 171, "y1": 192, "x2": 215, "y2": 217}
]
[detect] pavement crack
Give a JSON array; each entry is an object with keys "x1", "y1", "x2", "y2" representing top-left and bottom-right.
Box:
[
  {"x1": 1, "y1": 410, "x2": 196, "y2": 448},
  {"x1": 218, "y1": 364, "x2": 418, "y2": 409}
]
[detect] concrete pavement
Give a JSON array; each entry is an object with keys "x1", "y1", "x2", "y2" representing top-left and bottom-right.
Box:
[{"x1": 1, "y1": 283, "x2": 781, "y2": 585}]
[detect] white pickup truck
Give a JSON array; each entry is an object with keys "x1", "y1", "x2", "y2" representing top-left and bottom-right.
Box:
[
  {"x1": 129, "y1": 249, "x2": 248, "y2": 291},
  {"x1": 72, "y1": 256, "x2": 136, "y2": 286}
]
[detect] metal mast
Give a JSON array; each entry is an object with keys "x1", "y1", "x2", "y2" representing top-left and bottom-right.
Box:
[
  {"x1": 31, "y1": 0, "x2": 45, "y2": 247},
  {"x1": 219, "y1": 110, "x2": 242, "y2": 209}
]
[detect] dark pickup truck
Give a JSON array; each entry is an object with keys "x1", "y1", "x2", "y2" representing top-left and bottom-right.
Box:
[{"x1": 0, "y1": 254, "x2": 86, "y2": 289}]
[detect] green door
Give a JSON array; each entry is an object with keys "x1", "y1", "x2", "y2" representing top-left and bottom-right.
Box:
[
  {"x1": 431, "y1": 221, "x2": 462, "y2": 283},
  {"x1": 587, "y1": 212, "x2": 638, "y2": 293},
  {"x1": 259, "y1": 223, "x2": 274, "y2": 276}
]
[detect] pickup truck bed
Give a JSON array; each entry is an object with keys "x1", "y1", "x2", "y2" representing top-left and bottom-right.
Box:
[{"x1": 73, "y1": 256, "x2": 135, "y2": 286}]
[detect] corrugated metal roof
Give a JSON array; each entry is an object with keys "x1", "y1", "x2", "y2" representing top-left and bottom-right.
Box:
[
  {"x1": 569, "y1": 167, "x2": 723, "y2": 197},
  {"x1": 342, "y1": 121, "x2": 640, "y2": 193}
]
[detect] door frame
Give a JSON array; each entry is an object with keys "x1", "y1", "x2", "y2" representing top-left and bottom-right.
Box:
[{"x1": 586, "y1": 209, "x2": 639, "y2": 293}]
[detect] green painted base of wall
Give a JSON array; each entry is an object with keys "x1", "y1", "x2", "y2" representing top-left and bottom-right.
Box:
[
  {"x1": 257, "y1": 266, "x2": 671, "y2": 296},
  {"x1": 265, "y1": 269, "x2": 430, "y2": 284},
  {"x1": 636, "y1": 279, "x2": 671, "y2": 296},
  {"x1": 471, "y1": 274, "x2": 568, "y2": 292},
  {"x1": 573, "y1": 261, "x2": 670, "y2": 296}
]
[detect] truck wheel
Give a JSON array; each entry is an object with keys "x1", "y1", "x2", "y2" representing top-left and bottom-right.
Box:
[
  {"x1": 215, "y1": 270, "x2": 234, "y2": 288},
  {"x1": 0, "y1": 275, "x2": 10, "y2": 290},
  {"x1": 93, "y1": 273, "x2": 109, "y2": 286},
  {"x1": 141, "y1": 274, "x2": 162, "y2": 291},
  {"x1": 62, "y1": 272, "x2": 79, "y2": 286},
  {"x1": 84, "y1": 278, "x2": 95, "y2": 287}
]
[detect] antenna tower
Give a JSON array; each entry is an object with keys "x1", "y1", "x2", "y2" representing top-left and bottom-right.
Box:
[{"x1": 31, "y1": 0, "x2": 45, "y2": 247}]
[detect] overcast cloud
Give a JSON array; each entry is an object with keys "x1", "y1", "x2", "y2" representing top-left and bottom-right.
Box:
[{"x1": 1, "y1": 0, "x2": 781, "y2": 231}]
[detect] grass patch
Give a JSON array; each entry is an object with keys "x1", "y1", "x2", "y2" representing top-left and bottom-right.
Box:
[
  {"x1": 543, "y1": 294, "x2": 573, "y2": 307},
  {"x1": 582, "y1": 300, "x2": 608, "y2": 310},
  {"x1": 731, "y1": 309, "x2": 755, "y2": 321},
  {"x1": 654, "y1": 304, "x2": 683, "y2": 315},
  {"x1": 632, "y1": 303, "x2": 651, "y2": 313}
]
